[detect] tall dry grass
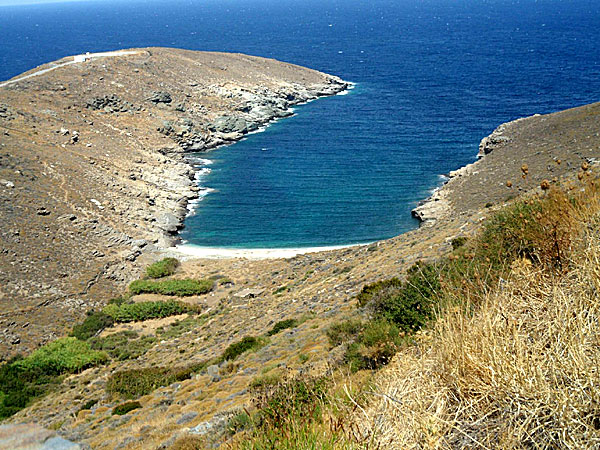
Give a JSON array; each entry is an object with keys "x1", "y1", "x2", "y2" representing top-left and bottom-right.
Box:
[{"x1": 353, "y1": 181, "x2": 600, "y2": 449}]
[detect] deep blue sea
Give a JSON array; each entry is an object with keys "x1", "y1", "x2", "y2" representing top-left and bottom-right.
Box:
[{"x1": 1, "y1": 0, "x2": 599, "y2": 248}]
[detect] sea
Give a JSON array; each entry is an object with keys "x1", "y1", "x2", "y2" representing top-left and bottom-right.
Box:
[{"x1": 1, "y1": 0, "x2": 599, "y2": 249}]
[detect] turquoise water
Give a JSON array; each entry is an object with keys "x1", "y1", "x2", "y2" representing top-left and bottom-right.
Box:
[{"x1": 1, "y1": 0, "x2": 599, "y2": 248}]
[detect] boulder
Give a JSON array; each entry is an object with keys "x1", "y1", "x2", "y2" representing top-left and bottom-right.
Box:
[
  {"x1": 156, "y1": 212, "x2": 180, "y2": 233},
  {"x1": 209, "y1": 116, "x2": 247, "y2": 134},
  {"x1": 0, "y1": 423, "x2": 86, "y2": 449},
  {"x1": 148, "y1": 91, "x2": 172, "y2": 104}
]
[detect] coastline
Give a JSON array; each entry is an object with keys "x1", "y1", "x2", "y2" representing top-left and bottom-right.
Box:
[
  {"x1": 172, "y1": 242, "x2": 365, "y2": 260},
  {"x1": 180, "y1": 82, "x2": 356, "y2": 221},
  {"x1": 410, "y1": 115, "x2": 530, "y2": 226}
]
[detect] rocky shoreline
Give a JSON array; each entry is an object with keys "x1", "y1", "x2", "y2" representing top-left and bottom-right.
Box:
[{"x1": 154, "y1": 78, "x2": 350, "y2": 248}]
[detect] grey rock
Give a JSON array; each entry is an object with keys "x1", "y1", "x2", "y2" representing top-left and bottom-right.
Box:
[
  {"x1": 0, "y1": 423, "x2": 84, "y2": 450},
  {"x1": 156, "y1": 212, "x2": 180, "y2": 233},
  {"x1": 209, "y1": 116, "x2": 247, "y2": 134},
  {"x1": 148, "y1": 91, "x2": 172, "y2": 104},
  {"x1": 86, "y1": 94, "x2": 136, "y2": 113},
  {"x1": 176, "y1": 412, "x2": 198, "y2": 425}
]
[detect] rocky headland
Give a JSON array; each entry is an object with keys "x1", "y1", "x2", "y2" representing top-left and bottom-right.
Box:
[
  {"x1": 0, "y1": 48, "x2": 348, "y2": 357},
  {"x1": 412, "y1": 102, "x2": 600, "y2": 225}
]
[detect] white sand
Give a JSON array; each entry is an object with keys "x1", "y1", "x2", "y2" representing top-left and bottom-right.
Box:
[{"x1": 173, "y1": 243, "x2": 364, "y2": 260}]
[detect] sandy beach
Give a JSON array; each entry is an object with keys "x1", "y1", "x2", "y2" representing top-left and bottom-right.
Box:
[{"x1": 173, "y1": 243, "x2": 365, "y2": 259}]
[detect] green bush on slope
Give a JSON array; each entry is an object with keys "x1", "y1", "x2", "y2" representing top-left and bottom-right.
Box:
[
  {"x1": 145, "y1": 257, "x2": 180, "y2": 279},
  {"x1": 0, "y1": 338, "x2": 108, "y2": 419},
  {"x1": 129, "y1": 278, "x2": 213, "y2": 296},
  {"x1": 102, "y1": 300, "x2": 194, "y2": 322},
  {"x1": 70, "y1": 311, "x2": 114, "y2": 340}
]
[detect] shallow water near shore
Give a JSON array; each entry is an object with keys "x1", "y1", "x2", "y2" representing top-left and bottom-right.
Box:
[{"x1": 1, "y1": 0, "x2": 599, "y2": 248}]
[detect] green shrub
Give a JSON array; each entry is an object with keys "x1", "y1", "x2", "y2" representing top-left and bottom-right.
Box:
[
  {"x1": 345, "y1": 320, "x2": 403, "y2": 371},
  {"x1": 146, "y1": 257, "x2": 180, "y2": 279},
  {"x1": 222, "y1": 336, "x2": 265, "y2": 361},
  {"x1": 267, "y1": 319, "x2": 298, "y2": 336},
  {"x1": 326, "y1": 319, "x2": 364, "y2": 347},
  {"x1": 451, "y1": 236, "x2": 468, "y2": 250},
  {"x1": 16, "y1": 338, "x2": 108, "y2": 376},
  {"x1": 107, "y1": 363, "x2": 206, "y2": 399},
  {"x1": 70, "y1": 311, "x2": 114, "y2": 340},
  {"x1": 107, "y1": 296, "x2": 129, "y2": 306},
  {"x1": 252, "y1": 376, "x2": 329, "y2": 429},
  {"x1": 102, "y1": 300, "x2": 193, "y2": 323},
  {"x1": 0, "y1": 340, "x2": 107, "y2": 418},
  {"x1": 129, "y1": 278, "x2": 213, "y2": 296},
  {"x1": 156, "y1": 315, "x2": 206, "y2": 339},
  {"x1": 273, "y1": 285, "x2": 289, "y2": 295},
  {"x1": 0, "y1": 356, "x2": 50, "y2": 419},
  {"x1": 370, "y1": 262, "x2": 440, "y2": 333},
  {"x1": 228, "y1": 411, "x2": 252, "y2": 435},
  {"x1": 249, "y1": 373, "x2": 282, "y2": 389},
  {"x1": 77, "y1": 398, "x2": 98, "y2": 412},
  {"x1": 356, "y1": 277, "x2": 403, "y2": 307},
  {"x1": 112, "y1": 401, "x2": 141, "y2": 415},
  {"x1": 88, "y1": 331, "x2": 156, "y2": 360},
  {"x1": 477, "y1": 200, "x2": 544, "y2": 270}
]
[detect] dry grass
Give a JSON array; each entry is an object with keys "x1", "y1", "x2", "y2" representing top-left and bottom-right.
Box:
[{"x1": 352, "y1": 182, "x2": 600, "y2": 449}]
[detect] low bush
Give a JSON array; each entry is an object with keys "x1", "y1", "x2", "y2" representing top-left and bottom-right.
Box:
[
  {"x1": 107, "y1": 362, "x2": 206, "y2": 399},
  {"x1": 477, "y1": 189, "x2": 579, "y2": 270},
  {"x1": 88, "y1": 331, "x2": 156, "y2": 361},
  {"x1": 16, "y1": 337, "x2": 108, "y2": 376},
  {"x1": 170, "y1": 435, "x2": 207, "y2": 450},
  {"x1": 345, "y1": 319, "x2": 403, "y2": 371},
  {"x1": 107, "y1": 296, "x2": 129, "y2": 306},
  {"x1": 273, "y1": 285, "x2": 289, "y2": 295},
  {"x1": 0, "y1": 339, "x2": 107, "y2": 418},
  {"x1": 156, "y1": 315, "x2": 206, "y2": 339},
  {"x1": 227, "y1": 411, "x2": 252, "y2": 435},
  {"x1": 0, "y1": 357, "x2": 49, "y2": 419},
  {"x1": 146, "y1": 257, "x2": 180, "y2": 279},
  {"x1": 77, "y1": 398, "x2": 97, "y2": 412},
  {"x1": 326, "y1": 319, "x2": 364, "y2": 347},
  {"x1": 70, "y1": 311, "x2": 114, "y2": 340},
  {"x1": 356, "y1": 277, "x2": 403, "y2": 308},
  {"x1": 369, "y1": 262, "x2": 440, "y2": 333},
  {"x1": 102, "y1": 300, "x2": 193, "y2": 323},
  {"x1": 222, "y1": 336, "x2": 265, "y2": 361},
  {"x1": 451, "y1": 236, "x2": 468, "y2": 250},
  {"x1": 112, "y1": 401, "x2": 141, "y2": 415},
  {"x1": 249, "y1": 373, "x2": 282, "y2": 389},
  {"x1": 267, "y1": 319, "x2": 297, "y2": 336},
  {"x1": 251, "y1": 376, "x2": 330, "y2": 429},
  {"x1": 129, "y1": 278, "x2": 213, "y2": 296}
]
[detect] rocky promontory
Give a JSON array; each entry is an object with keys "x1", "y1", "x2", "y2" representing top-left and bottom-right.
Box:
[
  {"x1": 0, "y1": 48, "x2": 348, "y2": 357},
  {"x1": 412, "y1": 102, "x2": 600, "y2": 225}
]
